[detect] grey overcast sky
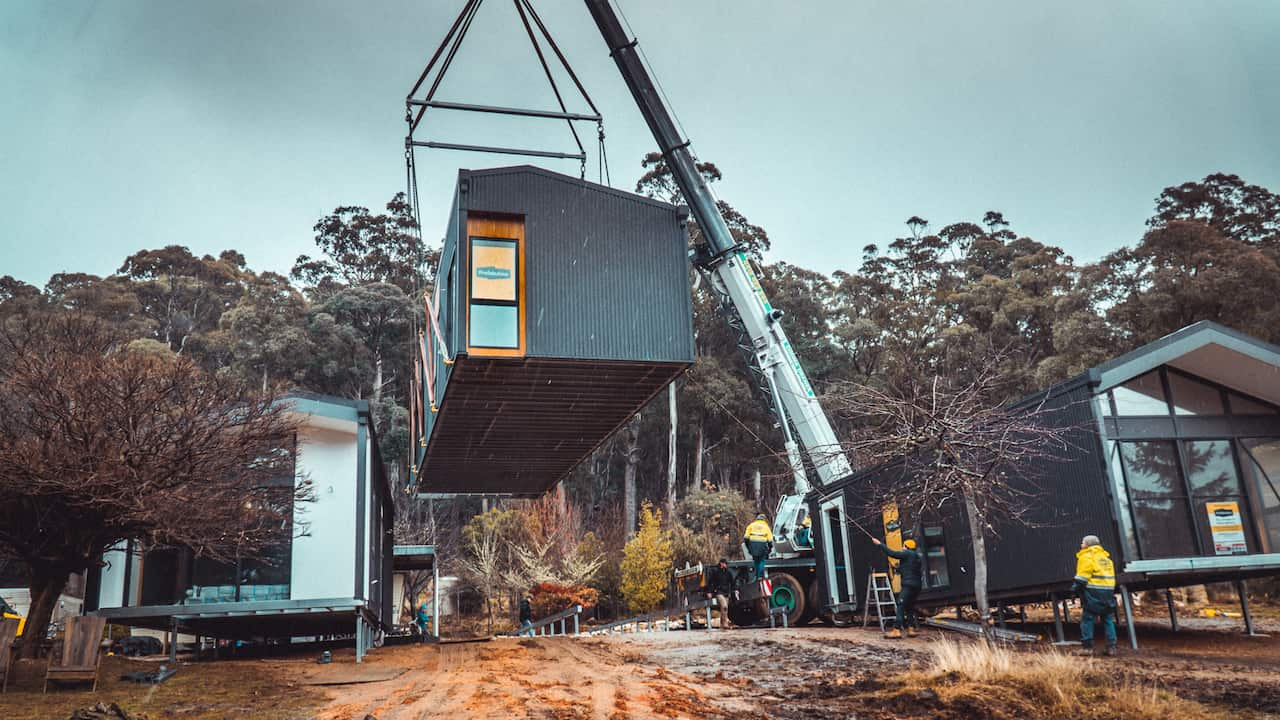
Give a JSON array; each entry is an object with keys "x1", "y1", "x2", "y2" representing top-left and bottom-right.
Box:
[{"x1": 2, "y1": 1, "x2": 1278, "y2": 286}]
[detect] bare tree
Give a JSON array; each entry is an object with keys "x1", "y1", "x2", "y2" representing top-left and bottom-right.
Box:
[
  {"x1": 0, "y1": 313, "x2": 309, "y2": 653},
  {"x1": 459, "y1": 518, "x2": 502, "y2": 634},
  {"x1": 825, "y1": 355, "x2": 1076, "y2": 636}
]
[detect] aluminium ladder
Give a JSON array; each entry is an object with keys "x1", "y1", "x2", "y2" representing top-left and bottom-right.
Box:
[{"x1": 861, "y1": 571, "x2": 897, "y2": 632}]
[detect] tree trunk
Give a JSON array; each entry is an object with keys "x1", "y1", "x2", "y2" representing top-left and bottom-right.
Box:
[
  {"x1": 373, "y1": 352, "x2": 384, "y2": 404},
  {"x1": 752, "y1": 468, "x2": 761, "y2": 499},
  {"x1": 22, "y1": 568, "x2": 66, "y2": 658},
  {"x1": 961, "y1": 486, "x2": 990, "y2": 639},
  {"x1": 623, "y1": 415, "x2": 642, "y2": 537},
  {"x1": 691, "y1": 421, "x2": 704, "y2": 494},
  {"x1": 666, "y1": 384, "x2": 678, "y2": 519}
]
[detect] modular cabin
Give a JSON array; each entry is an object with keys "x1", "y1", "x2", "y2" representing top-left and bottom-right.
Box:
[
  {"x1": 410, "y1": 165, "x2": 694, "y2": 497},
  {"x1": 88, "y1": 394, "x2": 395, "y2": 662},
  {"x1": 809, "y1": 322, "x2": 1280, "y2": 630}
]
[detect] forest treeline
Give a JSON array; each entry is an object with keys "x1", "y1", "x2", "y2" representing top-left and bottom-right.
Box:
[{"x1": 1, "y1": 163, "x2": 1277, "y2": 616}]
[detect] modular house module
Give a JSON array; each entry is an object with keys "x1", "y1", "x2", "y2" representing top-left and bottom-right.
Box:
[
  {"x1": 809, "y1": 321, "x2": 1280, "y2": 625},
  {"x1": 410, "y1": 165, "x2": 694, "y2": 497},
  {"x1": 88, "y1": 394, "x2": 395, "y2": 661}
]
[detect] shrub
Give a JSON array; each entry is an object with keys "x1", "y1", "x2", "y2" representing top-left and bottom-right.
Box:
[
  {"x1": 620, "y1": 503, "x2": 673, "y2": 614},
  {"x1": 529, "y1": 582, "x2": 599, "y2": 617}
]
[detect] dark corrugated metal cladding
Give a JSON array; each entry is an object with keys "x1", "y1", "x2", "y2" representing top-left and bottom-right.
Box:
[
  {"x1": 459, "y1": 166, "x2": 695, "y2": 363},
  {"x1": 809, "y1": 379, "x2": 1114, "y2": 608}
]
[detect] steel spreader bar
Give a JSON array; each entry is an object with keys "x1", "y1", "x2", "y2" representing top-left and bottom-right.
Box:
[
  {"x1": 409, "y1": 140, "x2": 586, "y2": 161},
  {"x1": 408, "y1": 99, "x2": 600, "y2": 123}
]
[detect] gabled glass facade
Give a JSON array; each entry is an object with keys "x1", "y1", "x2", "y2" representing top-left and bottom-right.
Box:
[{"x1": 1102, "y1": 366, "x2": 1280, "y2": 559}]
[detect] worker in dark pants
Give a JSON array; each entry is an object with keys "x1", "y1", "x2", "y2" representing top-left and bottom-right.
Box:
[
  {"x1": 704, "y1": 558, "x2": 736, "y2": 629},
  {"x1": 416, "y1": 601, "x2": 432, "y2": 642},
  {"x1": 1073, "y1": 534, "x2": 1117, "y2": 657},
  {"x1": 743, "y1": 514, "x2": 774, "y2": 580},
  {"x1": 873, "y1": 537, "x2": 924, "y2": 638},
  {"x1": 518, "y1": 594, "x2": 534, "y2": 637},
  {"x1": 794, "y1": 515, "x2": 813, "y2": 549}
]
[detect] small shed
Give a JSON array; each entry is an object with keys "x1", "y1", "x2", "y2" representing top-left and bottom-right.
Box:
[
  {"x1": 411, "y1": 166, "x2": 694, "y2": 496},
  {"x1": 88, "y1": 394, "x2": 394, "y2": 662},
  {"x1": 809, "y1": 321, "x2": 1280, "y2": 630}
]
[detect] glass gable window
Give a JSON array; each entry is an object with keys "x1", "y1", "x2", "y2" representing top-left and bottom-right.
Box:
[
  {"x1": 1106, "y1": 365, "x2": 1280, "y2": 560},
  {"x1": 1120, "y1": 441, "x2": 1198, "y2": 558},
  {"x1": 1168, "y1": 372, "x2": 1225, "y2": 416},
  {"x1": 1241, "y1": 438, "x2": 1280, "y2": 553},
  {"x1": 1183, "y1": 440, "x2": 1251, "y2": 555},
  {"x1": 1111, "y1": 372, "x2": 1169, "y2": 416},
  {"x1": 1230, "y1": 393, "x2": 1280, "y2": 415}
]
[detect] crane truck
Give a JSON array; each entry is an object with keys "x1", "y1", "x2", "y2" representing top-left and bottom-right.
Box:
[{"x1": 583, "y1": 0, "x2": 858, "y2": 626}]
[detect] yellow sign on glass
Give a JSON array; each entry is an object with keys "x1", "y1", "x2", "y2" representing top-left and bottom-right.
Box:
[{"x1": 471, "y1": 239, "x2": 517, "y2": 302}]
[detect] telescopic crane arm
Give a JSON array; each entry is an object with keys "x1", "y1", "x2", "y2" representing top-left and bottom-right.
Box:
[{"x1": 584, "y1": 1, "x2": 854, "y2": 544}]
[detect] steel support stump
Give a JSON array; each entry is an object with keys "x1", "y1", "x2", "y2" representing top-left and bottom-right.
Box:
[
  {"x1": 1166, "y1": 590, "x2": 1179, "y2": 632},
  {"x1": 1120, "y1": 585, "x2": 1138, "y2": 650},
  {"x1": 168, "y1": 617, "x2": 179, "y2": 665},
  {"x1": 1051, "y1": 593, "x2": 1065, "y2": 643},
  {"x1": 1237, "y1": 580, "x2": 1259, "y2": 636}
]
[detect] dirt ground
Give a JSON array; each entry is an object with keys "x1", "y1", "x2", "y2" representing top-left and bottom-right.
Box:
[
  {"x1": 311, "y1": 617, "x2": 1280, "y2": 720},
  {"x1": 2, "y1": 616, "x2": 1276, "y2": 719}
]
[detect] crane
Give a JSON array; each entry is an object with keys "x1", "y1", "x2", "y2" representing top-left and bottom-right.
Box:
[{"x1": 584, "y1": 0, "x2": 856, "y2": 623}]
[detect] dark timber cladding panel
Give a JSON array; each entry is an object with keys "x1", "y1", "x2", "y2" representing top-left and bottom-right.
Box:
[
  {"x1": 420, "y1": 357, "x2": 685, "y2": 494},
  {"x1": 459, "y1": 166, "x2": 694, "y2": 362}
]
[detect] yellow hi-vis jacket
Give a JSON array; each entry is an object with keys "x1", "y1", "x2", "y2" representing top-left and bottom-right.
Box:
[
  {"x1": 1074, "y1": 545, "x2": 1116, "y2": 590},
  {"x1": 744, "y1": 519, "x2": 774, "y2": 543}
]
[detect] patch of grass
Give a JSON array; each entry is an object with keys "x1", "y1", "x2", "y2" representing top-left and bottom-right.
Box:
[
  {"x1": 0, "y1": 655, "x2": 325, "y2": 720},
  {"x1": 871, "y1": 637, "x2": 1236, "y2": 720}
]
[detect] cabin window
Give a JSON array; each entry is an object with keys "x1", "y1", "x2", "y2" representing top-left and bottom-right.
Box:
[
  {"x1": 1230, "y1": 393, "x2": 1280, "y2": 415},
  {"x1": 1111, "y1": 371, "x2": 1169, "y2": 416},
  {"x1": 1120, "y1": 440, "x2": 1198, "y2": 558},
  {"x1": 1183, "y1": 440, "x2": 1252, "y2": 555},
  {"x1": 468, "y1": 237, "x2": 520, "y2": 350},
  {"x1": 1167, "y1": 372, "x2": 1225, "y2": 416},
  {"x1": 1240, "y1": 438, "x2": 1280, "y2": 553},
  {"x1": 921, "y1": 525, "x2": 950, "y2": 588}
]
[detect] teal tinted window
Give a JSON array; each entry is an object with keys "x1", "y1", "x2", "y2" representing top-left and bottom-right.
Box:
[{"x1": 469, "y1": 304, "x2": 518, "y2": 349}]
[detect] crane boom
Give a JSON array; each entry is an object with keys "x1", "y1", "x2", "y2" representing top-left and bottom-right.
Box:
[{"x1": 584, "y1": 0, "x2": 854, "y2": 503}]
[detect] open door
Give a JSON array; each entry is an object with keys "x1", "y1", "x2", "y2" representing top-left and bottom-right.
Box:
[{"x1": 821, "y1": 496, "x2": 856, "y2": 607}]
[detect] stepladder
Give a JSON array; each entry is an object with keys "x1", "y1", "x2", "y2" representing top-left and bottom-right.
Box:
[{"x1": 862, "y1": 571, "x2": 897, "y2": 632}]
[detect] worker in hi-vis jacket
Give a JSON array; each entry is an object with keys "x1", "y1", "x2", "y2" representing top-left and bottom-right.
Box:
[
  {"x1": 1073, "y1": 534, "x2": 1118, "y2": 656},
  {"x1": 873, "y1": 536, "x2": 924, "y2": 638},
  {"x1": 743, "y1": 514, "x2": 774, "y2": 580},
  {"x1": 794, "y1": 515, "x2": 813, "y2": 548}
]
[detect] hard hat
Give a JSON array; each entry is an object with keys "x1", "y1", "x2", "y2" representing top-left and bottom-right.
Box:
[
  {"x1": 903, "y1": 539, "x2": 917, "y2": 550},
  {"x1": 802, "y1": 516, "x2": 812, "y2": 527},
  {"x1": 756, "y1": 513, "x2": 767, "y2": 521}
]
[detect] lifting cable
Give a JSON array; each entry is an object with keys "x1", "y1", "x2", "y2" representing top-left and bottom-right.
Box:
[{"x1": 405, "y1": 0, "x2": 611, "y2": 182}]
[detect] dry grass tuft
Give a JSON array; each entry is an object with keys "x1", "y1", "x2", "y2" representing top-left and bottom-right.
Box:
[{"x1": 881, "y1": 637, "x2": 1228, "y2": 720}]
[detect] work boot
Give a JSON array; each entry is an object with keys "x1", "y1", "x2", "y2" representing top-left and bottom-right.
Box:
[
  {"x1": 884, "y1": 628, "x2": 903, "y2": 639},
  {"x1": 1103, "y1": 645, "x2": 1117, "y2": 657},
  {"x1": 1072, "y1": 645, "x2": 1095, "y2": 658},
  {"x1": 906, "y1": 627, "x2": 919, "y2": 638}
]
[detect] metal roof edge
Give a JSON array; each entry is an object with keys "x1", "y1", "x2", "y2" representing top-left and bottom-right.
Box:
[
  {"x1": 457, "y1": 165, "x2": 680, "y2": 213},
  {"x1": 1092, "y1": 321, "x2": 1280, "y2": 392}
]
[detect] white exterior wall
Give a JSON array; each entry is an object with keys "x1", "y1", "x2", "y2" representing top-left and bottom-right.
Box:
[
  {"x1": 290, "y1": 422, "x2": 359, "y2": 601},
  {"x1": 96, "y1": 541, "x2": 130, "y2": 609}
]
